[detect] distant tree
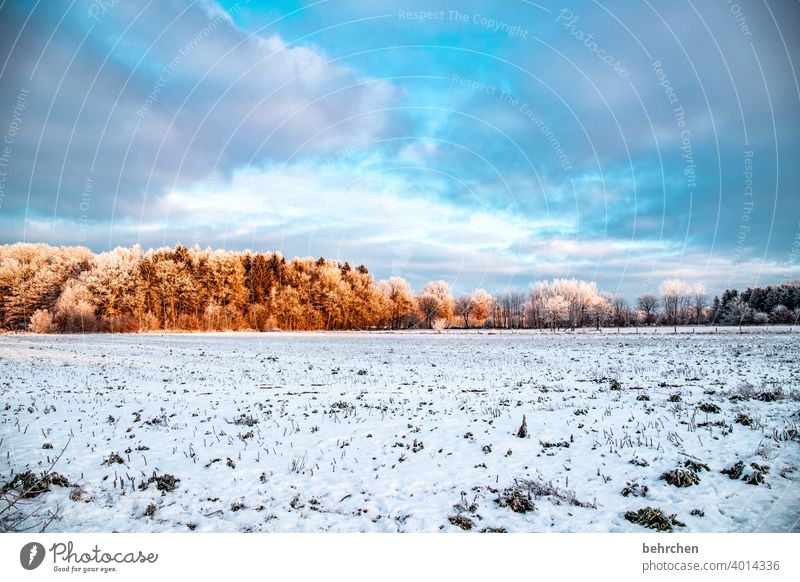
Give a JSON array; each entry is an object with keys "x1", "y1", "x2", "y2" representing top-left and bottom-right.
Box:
[
  {"x1": 376, "y1": 276, "x2": 414, "y2": 329},
  {"x1": 471, "y1": 289, "x2": 492, "y2": 327},
  {"x1": 544, "y1": 295, "x2": 569, "y2": 332},
  {"x1": 54, "y1": 279, "x2": 97, "y2": 332},
  {"x1": 636, "y1": 294, "x2": 659, "y2": 325},
  {"x1": 714, "y1": 280, "x2": 800, "y2": 326},
  {"x1": 420, "y1": 281, "x2": 453, "y2": 321},
  {"x1": 660, "y1": 279, "x2": 689, "y2": 324},
  {"x1": 718, "y1": 288, "x2": 739, "y2": 323},
  {"x1": 81, "y1": 245, "x2": 144, "y2": 330},
  {"x1": 709, "y1": 295, "x2": 721, "y2": 323},
  {"x1": 342, "y1": 266, "x2": 382, "y2": 330},
  {"x1": 506, "y1": 290, "x2": 526, "y2": 328},
  {"x1": 724, "y1": 296, "x2": 753, "y2": 328},
  {"x1": 0, "y1": 243, "x2": 93, "y2": 329},
  {"x1": 591, "y1": 293, "x2": 612, "y2": 330},
  {"x1": 14, "y1": 242, "x2": 792, "y2": 333},
  {"x1": 246, "y1": 303, "x2": 272, "y2": 331},
  {"x1": 311, "y1": 262, "x2": 348, "y2": 329},
  {"x1": 770, "y1": 304, "x2": 792, "y2": 324},
  {"x1": 416, "y1": 293, "x2": 443, "y2": 329},
  {"x1": 610, "y1": 294, "x2": 630, "y2": 327},
  {"x1": 453, "y1": 295, "x2": 475, "y2": 328},
  {"x1": 526, "y1": 282, "x2": 548, "y2": 329},
  {"x1": 691, "y1": 284, "x2": 708, "y2": 324}
]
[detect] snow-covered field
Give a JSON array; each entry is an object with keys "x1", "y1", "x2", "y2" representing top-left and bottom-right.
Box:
[{"x1": 1, "y1": 330, "x2": 798, "y2": 533}]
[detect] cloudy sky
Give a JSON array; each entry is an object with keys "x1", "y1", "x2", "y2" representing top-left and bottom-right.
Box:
[{"x1": 0, "y1": 0, "x2": 798, "y2": 297}]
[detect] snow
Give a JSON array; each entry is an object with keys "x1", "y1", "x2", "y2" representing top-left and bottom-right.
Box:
[{"x1": 1, "y1": 329, "x2": 798, "y2": 532}]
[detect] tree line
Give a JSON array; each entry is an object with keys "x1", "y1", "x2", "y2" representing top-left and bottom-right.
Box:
[{"x1": 0, "y1": 243, "x2": 797, "y2": 333}]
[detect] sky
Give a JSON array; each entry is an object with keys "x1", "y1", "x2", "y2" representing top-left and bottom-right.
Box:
[{"x1": 0, "y1": 0, "x2": 798, "y2": 298}]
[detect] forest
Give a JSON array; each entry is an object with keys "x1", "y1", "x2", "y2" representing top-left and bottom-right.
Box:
[{"x1": 0, "y1": 242, "x2": 798, "y2": 332}]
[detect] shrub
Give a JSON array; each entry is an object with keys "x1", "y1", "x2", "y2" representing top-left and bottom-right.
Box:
[
  {"x1": 625, "y1": 507, "x2": 685, "y2": 532},
  {"x1": 503, "y1": 477, "x2": 594, "y2": 508},
  {"x1": 722, "y1": 462, "x2": 769, "y2": 485},
  {"x1": 448, "y1": 514, "x2": 473, "y2": 530},
  {"x1": 756, "y1": 390, "x2": 783, "y2": 402},
  {"x1": 1, "y1": 471, "x2": 71, "y2": 499},
  {"x1": 682, "y1": 459, "x2": 710, "y2": 473},
  {"x1": 721, "y1": 461, "x2": 745, "y2": 480},
  {"x1": 102, "y1": 452, "x2": 124, "y2": 466},
  {"x1": 660, "y1": 467, "x2": 700, "y2": 487},
  {"x1": 698, "y1": 402, "x2": 720, "y2": 414},
  {"x1": 54, "y1": 280, "x2": 98, "y2": 332},
  {"x1": 142, "y1": 473, "x2": 180, "y2": 493},
  {"x1": 621, "y1": 482, "x2": 648, "y2": 497},
  {"x1": 497, "y1": 488, "x2": 534, "y2": 513},
  {"x1": 29, "y1": 309, "x2": 53, "y2": 333}
]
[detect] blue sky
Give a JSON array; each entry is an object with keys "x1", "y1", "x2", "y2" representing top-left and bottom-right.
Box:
[{"x1": 0, "y1": 0, "x2": 798, "y2": 297}]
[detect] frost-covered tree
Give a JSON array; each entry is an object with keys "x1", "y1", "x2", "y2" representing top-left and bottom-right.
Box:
[
  {"x1": 311, "y1": 262, "x2": 349, "y2": 329},
  {"x1": 376, "y1": 276, "x2": 414, "y2": 330},
  {"x1": 80, "y1": 245, "x2": 144, "y2": 330},
  {"x1": 544, "y1": 295, "x2": 569, "y2": 332},
  {"x1": 421, "y1": 281, "x2": 453, "y2": 321},
  {"x1": 0, "y1": 243, "x2": 94, "y2": 329},
  {"x1": 724, "y1": 296, "x2": 753, "y2": 328},
  {"x1": 54, "y1": 278, "x2": 97, "y2": 332},
  {"x1": 471, "y1": 289, "x2": 492, "y2": 326},
  {"x1": 770, "y1": 304, "x2": 792, "y2": 324},
  {"x1": 1, "y1": 242, "x2": 751, "y2": 332},
  {"x1": 753, "y1": 311, "x2": 769, "y2": 325},
  {"x1": 524, "y1": 279, "x2": 604, "y2": 330},
  {"x1": 343, "y1": 265, "x2": 382, "y2": 330},
  {"x1": 208, "y1": 251, "x2": 247, "y2": 313}
]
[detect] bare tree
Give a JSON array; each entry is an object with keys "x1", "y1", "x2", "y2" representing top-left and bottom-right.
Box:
[
  {"x1": 660, "y1": 279, "x2": 689, "y2": 324},
  {"x1": 591, "y1": 293, "x2": 612, "y2": 330},
  {"x1": 691, "y1": 284, "x2": 708, "y2": 324},
  {"x1": 416, "y1": 293, "x2": 443, "y2": 329},
  {"x1": 453, "y1": 295, "x2": 475, "y2": 328},
  {"x1": 636, "y1": 294, "x2": 659, "y2": 325},
  {"x1": 611, "y1": 294, "x2": 630, "y2": 327}
]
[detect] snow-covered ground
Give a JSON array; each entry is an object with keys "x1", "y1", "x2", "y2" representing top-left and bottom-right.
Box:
[{"x1": 1, "y1": 329, "x2": 798, "y2": 533}]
